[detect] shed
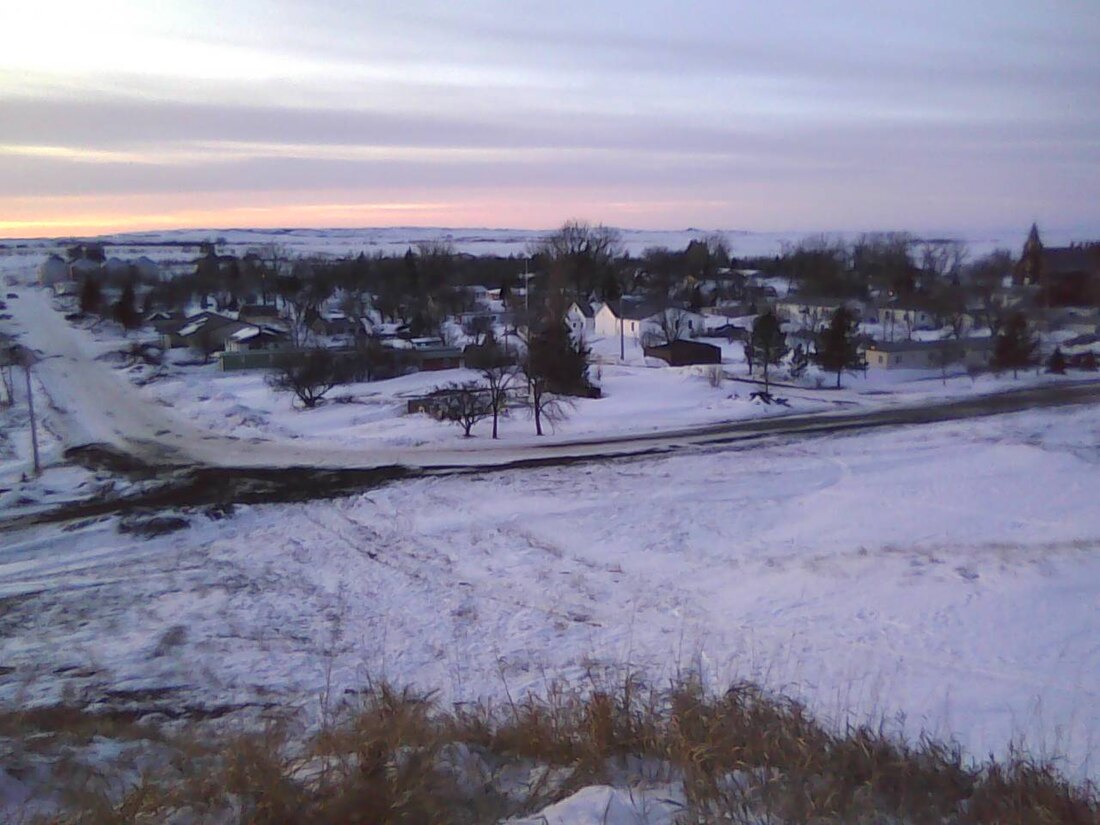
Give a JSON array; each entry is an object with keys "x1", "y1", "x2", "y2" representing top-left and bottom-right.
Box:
[{"x1": 643, "y1": 339, "x2": 722, "y2": 366}]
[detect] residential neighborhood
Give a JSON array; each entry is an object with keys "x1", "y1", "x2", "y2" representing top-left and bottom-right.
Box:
[{"x1": 34, "y1": 225, "x2": 1099, "y2": 414}]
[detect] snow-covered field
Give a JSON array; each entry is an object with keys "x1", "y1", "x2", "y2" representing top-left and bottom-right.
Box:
[
  {"x1": 2, "y1": 403, "x2": 1098, "y2": 784},
  {"x1": 2, "y1": 225, "x2": 1092, "y2": 281}
]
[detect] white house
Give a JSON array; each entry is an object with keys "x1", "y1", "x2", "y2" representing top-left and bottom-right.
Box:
[
  {"x1": 565, "y1": 301, "x2": 597, "y2": 341},
  {"x1": 872, "y1": 299, "x2": 940, "y2": 333},
  {"x1": 593, "y1": 302, "x2": 706, "y2": 342},
  {"x1": 775, "y1": 296, "x2": 863, "y2": 328},
  {"x1": 37, "y1": 254, "x2": 69, "y2": 286},
  {"x1": 223, "y1": 324, "x2": 289, "y2": 353}
]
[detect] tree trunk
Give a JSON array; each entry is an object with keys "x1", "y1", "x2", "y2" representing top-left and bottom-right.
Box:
[
  {"x1": 836, "y1": 370, "x2": 841, "y2": 389},
  {"x1": 492, "y1": 407, "x2": 499, "y2": 439}
]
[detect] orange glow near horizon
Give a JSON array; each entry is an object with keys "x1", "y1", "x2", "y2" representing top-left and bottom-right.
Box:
[{"x1": 0, "y1": 191, "x2": 741, "y2": 239}]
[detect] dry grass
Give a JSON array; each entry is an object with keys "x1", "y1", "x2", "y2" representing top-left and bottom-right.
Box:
[{"x1": 9, "y1": 677, "x2": 1097, "y2": 824}]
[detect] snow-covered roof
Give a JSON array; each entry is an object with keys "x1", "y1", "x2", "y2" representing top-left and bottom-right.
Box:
[
  {"x1": 229, "y1": 323, "x2": 287, "y2": 342},
  {"x1": 176, "y1": 312, "x2": 237, "y2": 338}
]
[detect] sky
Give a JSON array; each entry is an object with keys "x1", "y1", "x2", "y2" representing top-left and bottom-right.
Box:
[{"x1": 0, "y1": 0, "x2": 1098, "y2": 238}]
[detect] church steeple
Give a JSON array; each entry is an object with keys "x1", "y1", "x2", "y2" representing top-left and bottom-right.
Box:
[
  {"x1": 1026, "y1": 222, "x2": 1041, "y2": 250},
  {"x1": 1017, "y1": 223, "x2": 1044, "y2": 286}
]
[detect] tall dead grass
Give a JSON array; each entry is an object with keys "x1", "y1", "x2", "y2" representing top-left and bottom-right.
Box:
[{"x1": 9, "y1": 676, "x2": 1097, "y2": 824}]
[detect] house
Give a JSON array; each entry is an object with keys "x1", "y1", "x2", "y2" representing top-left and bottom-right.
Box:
[
  {"x1": 775, "y1": 296, "x2": 862, "y2": 327},
  {"x1": 164, "y1": 312, "x2": 250, "y2": 351},
  {"x1": 37, "y1": 254, "x2": 69, "y2": 286},
  {"x1": 415, "y1": 346, "x2": 465, "y2": 371},
  {"x1": 863, "y1": 337, "x2": 995, "y2": 370},
  {"x1": 643, "y1": 339, "x2": 722, "y2": 366},
  {"x1": 238, "y1": 303, "x2": 281, "y2": 325},
  {"x1": 309, "y1": 311, "x2": 356, "y2": 337},
  {"x1": 565, "y1": 301, "x2": 597, "y2": 340},
  {"x1": 223, "y1": 324, "x2": 289, "y2": 353},
  {"x1": 872, "y1": 297, "x2": 941, "y2": 333},
  {"x1": 145, "y1": 310, "x2": 183, "y2": 335},
  {"x1": 593, "y1": 302, "x2": 706, "y2": 342}
]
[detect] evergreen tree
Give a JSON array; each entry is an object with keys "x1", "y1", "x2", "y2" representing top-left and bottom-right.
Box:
[
  {"x1": 403, "y1": 248, "x2": 419, "y2": 294},
  {"x1": 600, "y1": 268, "x2": 622, "y2": 304},
  {"x1": 750, "y1": 311, "x2": 787, "y2": 392},
  {"x1": 80, "y1": 277, "x2": 102, "y2": 315},
  {"x1": 992, "y1": 311, "x2": 1039, "y2": 378},
  {"x1": 815, "y1": 306, "x2": 863, "y2": 388},
  {"x1": 1046, "y1": 346, "x2": 1067, "y2": 375},
  {"x1": 112, "y1": 283, "x2": 140, "y2": 329}
]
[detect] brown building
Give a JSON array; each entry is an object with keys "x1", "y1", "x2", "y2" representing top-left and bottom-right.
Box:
[{"x1": 1015, "y1": 224, "x2": 1100, "y2": 306}]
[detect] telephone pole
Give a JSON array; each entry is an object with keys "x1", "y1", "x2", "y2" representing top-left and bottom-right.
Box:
[{"x1": 6, "y1": 345, "x2": 39, "y2": 476}]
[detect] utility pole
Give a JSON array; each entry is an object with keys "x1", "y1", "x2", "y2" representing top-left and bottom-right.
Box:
[
  {"x1": 24, "y1": 359, "x2": 39, "y2": 476},
  {"x1": 619, "y1": 297, "x2": 625, "y2": 361},
  {"x1": 7, "y1": 345, "x2": 39, "y2": 476}
]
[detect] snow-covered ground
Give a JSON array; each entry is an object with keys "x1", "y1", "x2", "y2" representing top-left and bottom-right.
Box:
[{"x1": 1, "y1": 403, "x2": 1098, "y2": 784}]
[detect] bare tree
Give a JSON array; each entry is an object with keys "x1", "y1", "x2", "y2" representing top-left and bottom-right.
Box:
[
  {"x1": 338, "y1": 287, "x2": 374, "y2": 339},
  {"x1": 482, "y1": 362, "x2": 518, "y2": 439},
  {"x1": 433, "y1": 383, "x2": 492, "y2": 437},
  {"x1": 474, "y1": 340, "x2": 520, "y2": 439},
  {"x1": 463, "y1": 315, "x2": 494, "y2": 346},
  {"x1": 929, "y1": 337, "x2": 964, "y2": 385},
  {"x1": 267, "y1": 349, "x2": 342, "y2": 408},
  {"x1": 276, "y1": 262, "x2": 333, "y2": 348},
  {"x1": 964, "y1": 249, "x2": 1014, "y2": 333},
  {"x1": 919, "y1": 239, "x2": 969, "y2": 287},
  {"x1": 642, "y1": 307, "x2": 693, "y2": 347},
  {"x1": 533, "y1": 220, "x2": 623, "y2": 298}
]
